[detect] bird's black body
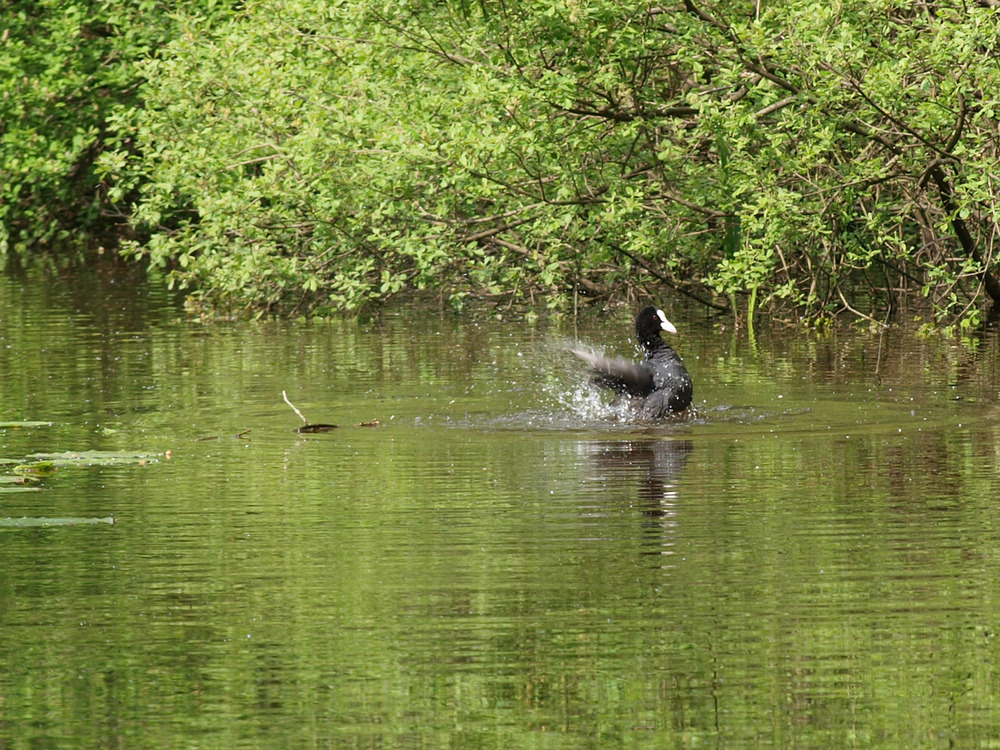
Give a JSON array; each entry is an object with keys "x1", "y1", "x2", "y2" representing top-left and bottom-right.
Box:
[{"x1": 572, "y1": 306, "x2": 693, "y2": 418}]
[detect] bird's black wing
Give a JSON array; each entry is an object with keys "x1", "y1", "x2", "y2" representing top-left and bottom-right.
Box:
[
  {"x1": 648, "y1": 348, "x2": 693, "y2": 412},
  {"x1": 571, "y1": 348, "x2": 655, "y2": 397}
]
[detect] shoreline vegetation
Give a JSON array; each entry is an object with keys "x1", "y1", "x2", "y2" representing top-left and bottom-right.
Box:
[{"x1": 5, "y1": 0, "x2": 1000, "y2": 331}]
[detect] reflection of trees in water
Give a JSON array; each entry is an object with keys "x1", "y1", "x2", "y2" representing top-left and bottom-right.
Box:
[{"x1": 586, "y1": 438, "x2": 694, "y2": 555}]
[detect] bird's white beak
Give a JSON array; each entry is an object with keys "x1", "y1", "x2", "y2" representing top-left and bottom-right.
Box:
[{"x1": 657, "y1": 309, "x2": 677, "y2": 334}]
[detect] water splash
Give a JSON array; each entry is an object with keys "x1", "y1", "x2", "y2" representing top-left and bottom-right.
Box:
[
  {"x1": 552, "y1": 383, "x2": 635, "y2": 424},
  {"x1": 422, "y1": 336, "x2": 705, "y2": 431},
  {"x1": 481, "y1": 340, "x2": 678, "y2": 430}
]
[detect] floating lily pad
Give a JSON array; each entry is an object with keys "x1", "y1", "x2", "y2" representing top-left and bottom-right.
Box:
[
  {"x1": 0, "y1": 475, "x2": 40, "y2": 492},
  {"x1": 24, "y1": 451, "x2": 162, "y2": 467},
  {"x1": 0, "y1": 516, "x2": 114, "y2": 528},
  {"x1": 0, "y1": 475, "x2": 36, "y2": 484}
]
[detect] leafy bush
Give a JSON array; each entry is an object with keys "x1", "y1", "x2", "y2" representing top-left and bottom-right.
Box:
[
  {"x1": 0, "y1": 0, "x2": 227, "y2": 257},
  {"x1": 37, "y1": 0, "x2": 1000, "y2": 324}
]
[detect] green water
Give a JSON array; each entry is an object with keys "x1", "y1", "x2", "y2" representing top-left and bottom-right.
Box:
[{"x1": 2, "y1": 269, "x2": 1000, "y2": 748}]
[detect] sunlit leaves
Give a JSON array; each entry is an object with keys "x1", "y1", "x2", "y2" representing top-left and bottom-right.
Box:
[
  {"x1": 0, "y1": 0, "x2": 230, "y2": 254},
  {"x1": 83, "y1": 0, "x2": 1000, "y2": 326}
]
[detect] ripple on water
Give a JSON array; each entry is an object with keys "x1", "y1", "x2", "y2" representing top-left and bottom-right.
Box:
[{"x1": 6, "y1": 281, "x2": 1000, "y2": 748}]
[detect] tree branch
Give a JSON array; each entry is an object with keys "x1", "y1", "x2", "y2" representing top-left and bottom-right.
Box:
[{"x1": 928, "y1": 164, "x2": 1000, "y2": 304}]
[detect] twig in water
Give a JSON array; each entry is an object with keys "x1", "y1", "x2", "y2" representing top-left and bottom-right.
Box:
[
  {"x1": 282, "y1": 390, "x2": 340, "y2": 432},
  {"x1": 282, "y1": 390, "x2": 309, "y2": 426}
]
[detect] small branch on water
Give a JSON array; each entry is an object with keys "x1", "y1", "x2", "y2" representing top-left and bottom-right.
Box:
[
  {"x1": 282, "y1": 390, "x2": 341, "y2": 433},
  {"x1": 282, "y1": 390, "x2": 309, "y2": 426}
]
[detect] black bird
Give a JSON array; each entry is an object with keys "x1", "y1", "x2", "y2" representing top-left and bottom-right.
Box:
[{"x1": 572, "y1": 306, "x2": 693, "y2": 418}]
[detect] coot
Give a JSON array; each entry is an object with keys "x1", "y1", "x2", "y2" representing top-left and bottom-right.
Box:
[{"x1": 572, "y1": 306, "x2": 693, "y2": 417}]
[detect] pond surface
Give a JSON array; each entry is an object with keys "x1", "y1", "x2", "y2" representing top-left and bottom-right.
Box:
[{"x1": 3, "y1": 268, "x2": 1000, "y2": 748}]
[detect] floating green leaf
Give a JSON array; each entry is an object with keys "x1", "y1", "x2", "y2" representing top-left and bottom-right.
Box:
[
  {"x1": 0, "y1": 476, "x2": 40, "y2": 491},
  {"x1": 24, "y1": 451, "x2": 162, "y2": 467},
  {"x1": 0, "y1": 517, "x2": 115, "y2": 528},
  {"x1": 0, "y1": 475, "x2": 36, "y2": 485}
]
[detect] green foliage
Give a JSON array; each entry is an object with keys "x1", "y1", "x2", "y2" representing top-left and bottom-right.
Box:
[
  {"x1": 0, "y1": 0, "x2": 228, "y2": 256},
  {"x1": 16, "y1": 0, "x2": 1000, "y2": 324}
]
